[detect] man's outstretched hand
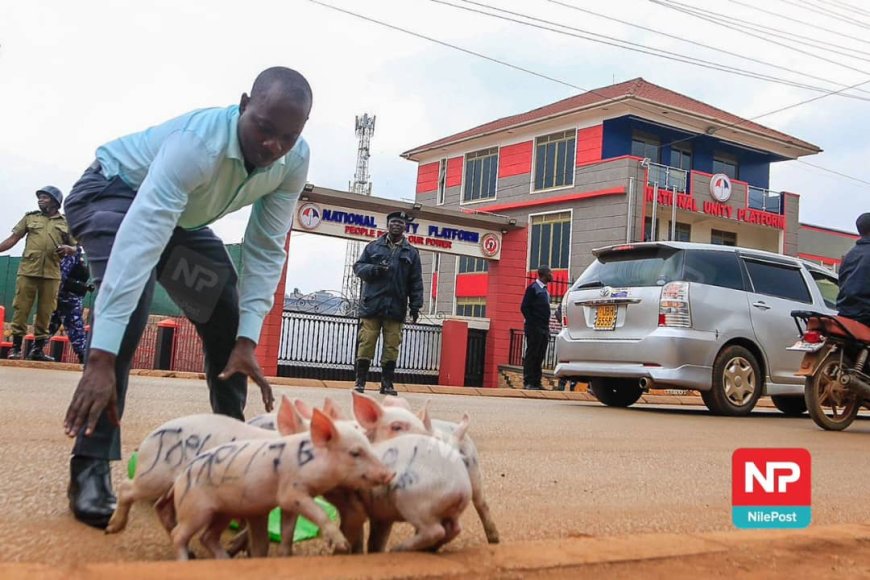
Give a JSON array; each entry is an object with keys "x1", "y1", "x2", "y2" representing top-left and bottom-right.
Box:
[
  {"x1": 218, "y1": 337, "x2": 275, "y2": 412},
  {"x1": 64, "y1": 349, "x2": 118, "y2": 437}
]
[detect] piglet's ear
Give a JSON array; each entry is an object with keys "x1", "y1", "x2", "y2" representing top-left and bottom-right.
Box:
[
  {"x1": 293, "y1": 399, "x2": 313, "y2": 420},
  {"x1": 417, "y1": 399, "x2": 433, "y2": 434},
  {"x1": 352, "y1": 391, "x2": 383, "y2": 430},
  {"x1": 323, "y1": 397, "x2": 347, "y2": 420},
  {"x1": 310, "y1": 408, "x2": 339, "y2": 449},
  {"x1": 454, "y1": 412, "x2": 471, "y2": 442},
  {"x1": 277, "y1": 396, "x2": 303, "y2": 436}
]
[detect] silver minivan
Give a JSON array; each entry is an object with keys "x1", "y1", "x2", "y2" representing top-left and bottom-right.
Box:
[{"x1": 554, "y1": 242, "x2": 839, "y2": 416}]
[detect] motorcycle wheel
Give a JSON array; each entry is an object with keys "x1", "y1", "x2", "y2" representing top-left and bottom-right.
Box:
[{"x1": 804, "y1": 353, "x2": 861, "y2": 431}]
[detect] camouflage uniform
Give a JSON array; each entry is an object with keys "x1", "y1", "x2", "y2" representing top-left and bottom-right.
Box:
[{"x1": 49, "y1": 248, "x2": 89, "y2": 361}]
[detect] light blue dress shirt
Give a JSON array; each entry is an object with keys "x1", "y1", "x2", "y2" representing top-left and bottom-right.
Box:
[{"x1": 92, "y1": 105, "x2": 309, "y2": 354}]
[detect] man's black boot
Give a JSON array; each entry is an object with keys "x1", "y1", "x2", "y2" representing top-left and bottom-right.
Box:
[
  {"x1": 354, "y1": 359, "x2": 370, "y2": 393},
  {"x1": 27, "y1": 339, "x2": 55, "y2": 362},
  {"x1": 69, "y1": 456, "x2": 117, "y2": 529},
  {"x1": 379, "y1": 361, "x2": 398, "y2": 396},
  {"x1": 6, "y1": 335, "x2": 23, "y2": 360}
]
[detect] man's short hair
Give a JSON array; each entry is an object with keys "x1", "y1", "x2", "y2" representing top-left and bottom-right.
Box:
[
  {"x1": 857, "y1": 212, "x2": 870, "y2": 236},
  {"x1": 251, "y1": 67, "x2": 313, "y2": 109},
  {"x1": 537, "y1": 265, "x2": 551, "y2": 277}
]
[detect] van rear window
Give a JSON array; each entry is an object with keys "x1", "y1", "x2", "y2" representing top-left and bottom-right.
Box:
[{"x1": 575, "y1": 248, "x2": 683, "y2": 288}]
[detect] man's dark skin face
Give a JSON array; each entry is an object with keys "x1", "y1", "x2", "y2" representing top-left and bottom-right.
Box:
[
  {"x1": 388, "y1": 218, "x2": 406, "y2": 242},
  {"x1": 237, "y1": 88, "x2": 310, "y2": 172},
  {"x1": 540, "y1": 269, "x2": 554, "y2": 284},
  {"x1": 37, "y1": 193, "x2": 59, "y2": 216}
]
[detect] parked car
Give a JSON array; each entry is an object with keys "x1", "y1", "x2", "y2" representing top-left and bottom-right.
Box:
[{"x1": 554, "y1": 241, "x2": 839, "y2": 416}]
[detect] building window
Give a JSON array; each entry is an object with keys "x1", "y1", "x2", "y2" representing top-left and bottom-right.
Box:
[
  {"x1": 671, "y1": 146, "x2": 692, "y2": 171},
  {"x1": 436, "y1": 158, "x2": 447, "y2": 205},
  {"x1": 712, "y1": 153, "x2": 739, "y2": 179},
  {"x1": 534, "y1": 130, "x2": 576, "y2": 191},
  {"x1": 711, "y1": 229, "x2": 737, "y2": 246},
  {"x1": 463, "y1": 147, "x2": 498, "y2": 203},
  {"x1": 529, "y1": 212, "x2": 571, "y2": 270},
  {"x1": 456, "y1": 297, "x2": 486, "y2": 318},
  {"x1": 631, "y1": 131, "x2": 660, "y2": 163},
  {"x1": 644, "y1": 216, "x2": 655, "y2": 242},
  {"x1": 458, "y1": 256, "x2": 488, "y2": 273},
  {"x1": 667, "y1": 221, "x2": 692, "y2": 242}
]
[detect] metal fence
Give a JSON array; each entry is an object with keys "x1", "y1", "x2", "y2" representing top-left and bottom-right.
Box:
[
  {"x1": 278, "y1": 310, "x2": 442, "y2": 383},
  {"x1": 508, "y1": 328, "x2": 558, "y2": 370}
]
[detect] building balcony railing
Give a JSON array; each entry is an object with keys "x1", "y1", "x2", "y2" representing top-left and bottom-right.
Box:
[
  {"x1": 748, "y1": 186, "x2": 783, "y2": 215},
  {"x1": 645, "y1": 161, "x2": 688, "y2": 193}
]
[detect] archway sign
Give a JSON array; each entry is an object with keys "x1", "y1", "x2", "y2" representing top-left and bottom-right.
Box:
[{"x1": 293, "y1": 185, "x2": 522, "y2": 260}]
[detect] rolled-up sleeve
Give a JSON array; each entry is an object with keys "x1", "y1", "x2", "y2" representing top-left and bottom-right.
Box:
[
  {"x1": 91, "y1": 131, "x2": 211, "y2": 354},
  {"x1": 237, "y1": 143, "x2": 310, "y2": 343}
]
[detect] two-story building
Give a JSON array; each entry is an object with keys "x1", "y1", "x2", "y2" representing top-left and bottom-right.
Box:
[{"x1": 403, "y1": 78, "x2": 858, "y2": 320}]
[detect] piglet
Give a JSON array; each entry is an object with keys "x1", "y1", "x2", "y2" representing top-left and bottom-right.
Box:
[
  {"x1": 363, "y1": 425, "x2": 472, "y2": 552},
  {"x1": 105, "y1": 397, "x2": 303, "y2": 534},
  {"x1": 382, "y1": 396, "x2": 500, "y2": 544},
  {"x1": 170, "y1": 408, "x2": 393, "y2": 560}
]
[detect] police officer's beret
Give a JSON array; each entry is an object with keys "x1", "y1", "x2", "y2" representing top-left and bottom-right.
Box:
[{"x1": 386, "y1": 210, "x2": 414, "y2": 223}]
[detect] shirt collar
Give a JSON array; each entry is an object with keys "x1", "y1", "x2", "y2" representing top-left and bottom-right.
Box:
[
  {"x1": 227, "y1": 105, "x2": 287, "y2": 168},
  {"x1": 536, "y1": 279, "x2": 547, "y2": 289}
]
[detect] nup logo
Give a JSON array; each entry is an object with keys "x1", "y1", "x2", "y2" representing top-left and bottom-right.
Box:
[{"x1": 732, "y1": 448, "x2": 811, "y2": 529}]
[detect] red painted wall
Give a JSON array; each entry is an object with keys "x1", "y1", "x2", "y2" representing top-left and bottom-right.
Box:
[
  {"x1": 256, "y1": 232, "x2": 292, "y2": 377},
  {"x1": 576, "y1": 125, "x2": 603, "y2": 165},
  {"x1": 498, "y1": 141, "x2": 533, "y2": 178},
  {"x1": 416, "y1": 161, "x2": 439, "y2": 194},
  {"x1": 483, "y1": 226, "x2": 529, "y2": 388},
  {"x1": 439, "y1": 320, "x2": 469, "y2": 387},
  {"x1": 455, "y1": 272, "x2": 488, "y2": 297},
  {"x1": 446, "y1": 156, "x2": 463, "y2": 188}
]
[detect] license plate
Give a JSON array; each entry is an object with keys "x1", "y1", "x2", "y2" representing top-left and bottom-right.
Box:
[
  {"x1": 787, "y1": 339, "x2": 826, "y2": 353},
  {"x1": 594, "y1": 304, "x2": 617, "y2": 330}
]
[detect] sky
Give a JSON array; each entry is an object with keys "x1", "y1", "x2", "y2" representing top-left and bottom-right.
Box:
[{"x1": 2, "y1": 0, "x2": 869, "y2": 294}]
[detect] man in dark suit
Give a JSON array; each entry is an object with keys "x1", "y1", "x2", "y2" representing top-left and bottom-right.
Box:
[{"x1": 520, "y1": 265, "x2": 553, "y2": 390}]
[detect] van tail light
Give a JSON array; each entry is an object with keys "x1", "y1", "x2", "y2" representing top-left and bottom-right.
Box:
[
  {"x1": 562, "y1": 301, "x2": 569, "y2": 327},
  {"x1": 659, "y1": 281, "x2": 691, "y2": 328},
  {"x1": 802, "y1": 330, "x2": 822, "y2": 344}
]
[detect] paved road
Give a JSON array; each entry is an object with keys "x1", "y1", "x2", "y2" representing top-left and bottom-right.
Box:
[{"x1": 1, "y1": 366, "x2": 868, "y2": 565}]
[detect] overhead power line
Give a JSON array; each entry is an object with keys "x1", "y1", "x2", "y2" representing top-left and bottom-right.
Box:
[
  {"x1": 783, "y1": 0, "x2": 870, "y2": 30},
  {"x1": 547, "y1": 0, "x2": 870, "y2": 97},
  {"x1": 307, "y1": 0, "x2": 870, "y2": 190},
  {"x1": 431, "y1": 0, "x2": 870, "y2": 100},
  {"x1": 652, "y1": 0, "x2": 870, "y2": 78}
]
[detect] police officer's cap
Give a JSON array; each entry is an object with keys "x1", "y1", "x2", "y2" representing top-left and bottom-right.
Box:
[
  {"x1": 386, "y1": 210, "x2": 414, "y2": 223},
  {"x1": 36, "y1": 185, "x2": 63, "y2": 207}
]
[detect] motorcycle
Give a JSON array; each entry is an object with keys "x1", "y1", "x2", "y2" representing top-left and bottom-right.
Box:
[{"x1": 789, "y1": 310, "x2": 870, "y2": 431}]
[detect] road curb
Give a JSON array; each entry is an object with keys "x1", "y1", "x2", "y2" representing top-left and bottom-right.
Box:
[
  {"x1": 2, "y1": 522, "x2": 868, "y2": 579},
  {"x1": 0, "y1": 359, "x2": 782, "y2": 407}
]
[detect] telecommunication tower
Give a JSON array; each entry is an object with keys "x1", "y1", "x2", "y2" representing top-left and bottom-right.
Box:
[{"x1": 341, "y1": 114, "x2": 376, "y2": 304}]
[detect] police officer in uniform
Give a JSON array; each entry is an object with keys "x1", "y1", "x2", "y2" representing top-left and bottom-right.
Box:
[
  {"x1": 353, "y1": 210, "x2": 424, "y2": 396},
  {"x1": 49, "y1": 246, "x2": 92, "y2": 364},
  {"x1": 0, "y1": 186, "x2": 77, "y2": 360}
]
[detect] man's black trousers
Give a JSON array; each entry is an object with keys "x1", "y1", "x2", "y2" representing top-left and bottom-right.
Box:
[
  {"x1": 64, "y1": 164, "x2": 247, "y2": 461},
  {"x1": 523, "y1": 327, "x2": 549, "y2": 388}
]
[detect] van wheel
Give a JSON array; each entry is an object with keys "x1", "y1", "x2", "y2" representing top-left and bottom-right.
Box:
[
  {"x1": 704, "y1": 346, "x2": 762, "y2": 416},
  {"x1": 771, "y1": 395, "x2": 807, "y2": 416},
  {"x1": 589, "y1": 379, "x2": 643, "y2": 407}
]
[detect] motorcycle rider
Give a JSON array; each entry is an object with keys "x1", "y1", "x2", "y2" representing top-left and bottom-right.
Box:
[{"x1": 836, "y1": 212, "x2": 870, "y2": 327}]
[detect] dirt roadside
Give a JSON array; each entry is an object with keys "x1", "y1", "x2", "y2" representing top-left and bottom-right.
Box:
[{"x1": 3, "y1": 524, "x2": 869, "y2": 579}]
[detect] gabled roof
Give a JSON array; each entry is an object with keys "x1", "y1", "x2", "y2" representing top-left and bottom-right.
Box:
[{"x1": 402, "y1": 77, "x2": 821, "y2": 159}]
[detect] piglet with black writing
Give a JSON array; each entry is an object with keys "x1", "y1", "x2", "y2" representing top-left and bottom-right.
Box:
[
  {"x1": 169, "y1": 408, "x2": 393, "y2": 560},
  {"x1": 361, "y1": 416, "x2": 473, "y2": 552},
  {"x1": 106, "y1": 396, "x2": 306, "y2": 535}
]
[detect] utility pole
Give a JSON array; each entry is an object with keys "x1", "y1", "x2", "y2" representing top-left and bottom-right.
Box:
[{"x1": 341, "y1": 114, "x2": 376, "y2": 307}]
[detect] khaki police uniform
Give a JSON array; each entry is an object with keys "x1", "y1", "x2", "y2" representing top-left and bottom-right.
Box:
[{"x1": 10, "y1": 211, "x2": 73, "y2": 340}]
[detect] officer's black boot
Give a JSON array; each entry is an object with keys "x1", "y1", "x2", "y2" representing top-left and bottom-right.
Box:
[
  {"x1": 7, "y1": 335, "x2": 23, "y2": 359},
  {"x1": 379, "y1": 361, "x2": 398, "y2": 396},
  {"x1": 27, "y1": 339, "x2": 55, "y2": 362},
  {"x1": 354, "y1": 359, "x2": 370, "y2": 393},
  {"x1": 69, "y1": 456, "x2": 117, "y2": 529}
]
